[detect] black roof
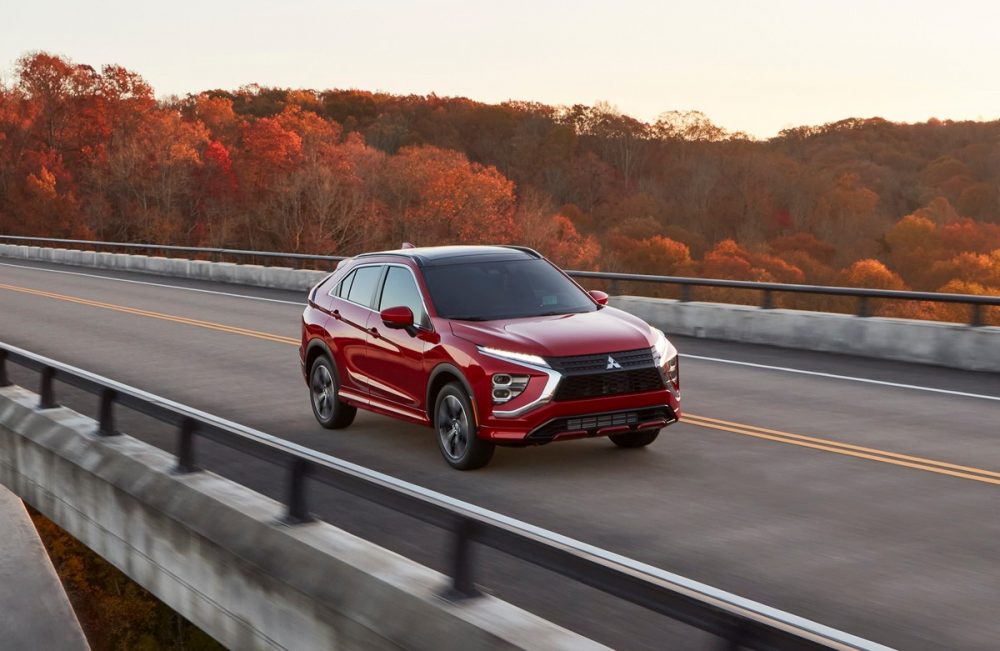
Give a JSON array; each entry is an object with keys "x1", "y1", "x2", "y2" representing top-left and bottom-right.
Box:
[{"x1": 354, "y1": 245, "x2": 541, "y2": 267}]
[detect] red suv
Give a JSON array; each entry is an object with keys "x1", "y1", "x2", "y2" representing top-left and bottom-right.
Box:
[{"x1": 300, "y1": 246, "x2": 681, "y2": 469}]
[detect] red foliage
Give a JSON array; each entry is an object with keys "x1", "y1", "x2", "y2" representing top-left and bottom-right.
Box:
[{"x1": 2, "y1": 50, "x2": 999, "y2": 321}]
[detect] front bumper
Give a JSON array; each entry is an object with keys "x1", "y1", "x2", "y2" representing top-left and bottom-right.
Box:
[{"x1": 478, "y1": 389, "x2": 681, "y2": 444}]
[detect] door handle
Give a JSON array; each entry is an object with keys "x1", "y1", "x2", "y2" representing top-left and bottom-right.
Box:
[
  {"x1": 331, "y1": 309, "x2": 341, "y2": 319},
  {"x1": 368, "y1": 326, "x2": 380, "y2": 339}
]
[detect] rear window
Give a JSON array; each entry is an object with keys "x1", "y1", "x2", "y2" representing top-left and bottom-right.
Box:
[
  {"x1": 422, "y1": 258, "x2": 595, "y2": 320},
  {"x1": 335, "y1": 271, "x2": 355, "y2": 298}
]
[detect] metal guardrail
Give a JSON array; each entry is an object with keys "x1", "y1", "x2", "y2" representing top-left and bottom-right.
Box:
[
  {"x1": 0, "y1": 235, "x2": 347, "y2": 264},
  {"x1": 569, "y1": 271, "x2": 1000, "y2": 326},
  {"x1": 2, "y1": 235, "x2": 996, "y2": 325},
  {"x1": 0, "y1": 342, "x2": 888, "y2": 651}
]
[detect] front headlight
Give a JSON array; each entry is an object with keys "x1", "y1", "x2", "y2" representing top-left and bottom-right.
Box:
[
  {"x1": 477, "y1": 346, "x2": 550, "y2": 369},
  {"x1": 651, "y1": 329, "x2": 679, "y2": 386}
]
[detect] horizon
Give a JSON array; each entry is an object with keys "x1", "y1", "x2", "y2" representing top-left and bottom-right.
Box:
[{"x1": 5, "y1": 0, "x2": 1000, "y2": 138}]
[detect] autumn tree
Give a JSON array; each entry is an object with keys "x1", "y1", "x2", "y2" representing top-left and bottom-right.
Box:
[{"x1": 379, "y1": 145, "x2": 516, "y2": 247}]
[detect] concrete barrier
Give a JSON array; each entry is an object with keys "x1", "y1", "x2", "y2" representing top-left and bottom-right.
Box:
[
  {"x1": 612, "y1": 296, "x2": 1000, "y2": 373},
  {"x1": 0, "y1": 384, "x2": 604, "y2": 651},
  {"x1": 3, "y1": 244, "x2": 998, "y2": 372},
  {"x1": 0, "y1": 244, "x2": 329, "y2": 292}
]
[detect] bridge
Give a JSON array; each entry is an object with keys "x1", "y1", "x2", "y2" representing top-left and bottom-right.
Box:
[{"x1": 0, "y1": 239, "x2": 997, "y2": 649}]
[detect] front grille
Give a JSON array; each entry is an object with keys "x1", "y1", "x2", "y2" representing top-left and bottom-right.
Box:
[
  {"x1": 566, "y1": 411, "x2": 638, "y2": 431},
  {"x1": 554, "y1": 367, "x2": 665, "y2": 401},
  {"x1": 546, "y1": 348, "x2": 654, "y2": 375},
  {"x1": 527, "y1": 406, "x2": 675, "y2": 442}
]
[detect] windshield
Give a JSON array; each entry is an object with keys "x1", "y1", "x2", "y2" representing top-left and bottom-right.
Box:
[{"x1": 422, "y1": 258, "x2": 597, "y2": 320}]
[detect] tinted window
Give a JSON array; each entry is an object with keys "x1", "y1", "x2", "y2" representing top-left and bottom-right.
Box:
[
  {"x1": 346, "y1": 266, "x2": 382, "y2": 306},
  {"x1": 423, "y1": 258, "x2": 596, "y2": 320},
  {"x1": 379, "y1": 266, "x2": 428, "y2": 327},
  {"x1": 336, "y1": 271, "x2": 355, "y2": 298}
]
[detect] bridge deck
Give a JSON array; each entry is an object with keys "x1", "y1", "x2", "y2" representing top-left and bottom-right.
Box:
[{"x1": 1, "y1": 257, "x2": 998, "y2": 650}]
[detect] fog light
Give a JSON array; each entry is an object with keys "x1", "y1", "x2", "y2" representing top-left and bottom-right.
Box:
[{"x1": 492, "y1": 374, "x2": 529, "y2": 403}]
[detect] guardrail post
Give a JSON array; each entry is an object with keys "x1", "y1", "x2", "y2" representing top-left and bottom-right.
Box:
[
  {"x1": 970, "y1": 304, "x2": 983, "y2": 327},
  {"x1": 284, "y1": 458, "x2": 314, "y2": 524},
  {"x1": 609, "y1": 279, "x2": 621, "y2": 296},
  {"x1": 680, "y1": 285, "x2": 692, "y2": 302},
  {"x1": 857, "y1": 296, "x2": 870, "y2": 317},
  {"x1": 175, "y1": 418, "x2": 199, "y2": 473},
  {"x1": 97, "y1": 388, "x2": 118, "y2": 436},
  {"x1": 761, "y1": 289, "x2": 773, "y2": 309},
  {"x1": 447, "y1": 518, "x2": 480, "y2": 599},
  {"x1": 0, "y1": 350, "x2": 10, "y2": 387},
  {"x1": 38, "y1": 366, "x2": 57, "y2": 409}
]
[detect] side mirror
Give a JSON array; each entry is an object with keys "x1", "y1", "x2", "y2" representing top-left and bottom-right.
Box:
[
  {"x1": 588, "y1": 290, "x2": 609, "y2": 306},
  {"x1": 380, "y1": 305, "x2": 415, "y2": 329}
]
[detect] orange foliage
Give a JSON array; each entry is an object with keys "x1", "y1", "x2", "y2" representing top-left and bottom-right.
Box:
[
  {"x1": 933, "y1": 280, "x2": 1000, "y2": 326},
  {"x1": 703, "y1": 239, "x2": 804, "y2": 284},
  {"x1": 382, "y1": 145, "x2": 516, "y2": 246},
  {"x1": 2, "y1": 50, "x2": 999, "y2": 325},
  {"x1": 607, "y1": 235, "x2": 692, "y2": 276}
]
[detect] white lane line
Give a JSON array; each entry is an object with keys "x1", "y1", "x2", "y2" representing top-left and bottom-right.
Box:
[
  {"x1": 683, "y1": 353, "x2": 1000, "y2": 402},
  {"x1": 0, "y1": 261, "x2": 306, "y2": 306}
]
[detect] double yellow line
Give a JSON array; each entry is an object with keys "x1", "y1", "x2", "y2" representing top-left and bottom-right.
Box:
[
  {"x1": 0, "y1": 282, "x2": 300, "y2": 346},
  {"x1": 3, "y1": 279, "x2": 998, "y2": 486},
  {"x1": 684, "y1": 413, "x2": 1000, "y2": 486}
]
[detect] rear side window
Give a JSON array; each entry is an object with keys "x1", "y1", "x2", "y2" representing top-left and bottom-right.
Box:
[
  {"x1": 378, "y1": 266, "x2": 428, "y2": 327},
  {"x1": 346, "y1": 266, "x2": 383, "y2": 306},
  {"x1": 335, "y1": 271, "x2": 355, "y2": 298}
]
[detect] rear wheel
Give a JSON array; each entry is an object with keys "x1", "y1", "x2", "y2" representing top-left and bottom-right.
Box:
[
  {"x1": 609, "y1": 429, "x2": 660, "y2": 448},
  {"x1": 310, "y1": 356, "x2": 356, "y2": 429},
  {"x1": 435, "y1": 383, "x2": 494, "y2": 470}
]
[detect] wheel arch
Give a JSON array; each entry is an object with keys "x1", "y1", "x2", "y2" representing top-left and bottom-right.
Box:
[
  {"x1": 426, "y1": 363, "x2": 478, "y2": 426},
  {"x1": 305, "y1": 338, "x2": 336, "y2": 377}
]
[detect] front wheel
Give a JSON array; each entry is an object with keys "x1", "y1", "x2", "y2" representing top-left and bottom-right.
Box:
[
  {"x1": 310, "y1": 356, "x2": 356, "y2": 429},
  {"x1": 609, "y1": 429, "x2": 660, "y2": 448},
  {"x1": 434, "y1": 383, "x2": 494, "y2": 470}
]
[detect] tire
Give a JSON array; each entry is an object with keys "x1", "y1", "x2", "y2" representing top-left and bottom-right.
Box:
[
  {"x1": 309, "y1": 356, "x2": 356, "y2": 429},
  {"x1": 609, "y1": 429, "x2": 660, "y2": 448},
  {"x1": 434, "y1": 382, "x2": 494, "y2": 470}
]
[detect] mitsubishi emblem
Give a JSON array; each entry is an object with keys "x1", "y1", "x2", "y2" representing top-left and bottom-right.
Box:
[{"x1": 606, "y1": 355, "x2": 622, "y2": 370}]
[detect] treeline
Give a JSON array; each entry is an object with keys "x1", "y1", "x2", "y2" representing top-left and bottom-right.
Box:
[{"x1": 0, "y1": 52, "x2": 998, "y2": 322}]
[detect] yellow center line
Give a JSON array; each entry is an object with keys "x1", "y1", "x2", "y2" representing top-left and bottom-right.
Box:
[
  {"x1": 683, "y1": 416, "x2": 1000, "y2": 486},
  {"x1": 2, "y1": 279, "x2": 996, "y2": 486},
  {"x1": 685, "y1": 413, "x2": 1000, "y2": 480},
  {"x1": 0, "y1": 282, "x2": 300, "y2": 346}
]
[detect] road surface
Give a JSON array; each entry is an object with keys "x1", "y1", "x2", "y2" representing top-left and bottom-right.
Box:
[{"x1": 1, "y1": 258, "x2": 998, "y2": 650}]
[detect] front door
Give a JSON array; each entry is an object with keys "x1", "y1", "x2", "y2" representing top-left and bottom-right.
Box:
[{"x1": 363, "y1": 265, "x2": 430, "y2": 415}]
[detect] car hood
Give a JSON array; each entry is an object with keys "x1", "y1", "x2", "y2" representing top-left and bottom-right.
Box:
[{"x1": 450, "y1": 307, "x2": 656, "y2": 358}]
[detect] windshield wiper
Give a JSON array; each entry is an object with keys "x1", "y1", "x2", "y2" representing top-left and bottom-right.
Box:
[
  {"x1": 535, "y1": 309, "x2": 586, "y2": 317},
  {"x1": 448, "y1": 315, "x2": 492, "y2": 321}
]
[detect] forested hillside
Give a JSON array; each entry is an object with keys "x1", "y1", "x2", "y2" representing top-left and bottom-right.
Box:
[{"x1": 1, "y1": 53, "x2": 998, "y2": 319}]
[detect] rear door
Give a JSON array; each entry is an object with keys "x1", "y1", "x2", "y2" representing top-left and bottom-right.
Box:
[{"x1": 326, "y1": 264, "x2": 384, "y2": 398}]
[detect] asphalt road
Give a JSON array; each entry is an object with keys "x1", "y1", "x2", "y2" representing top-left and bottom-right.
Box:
[{"x1": 1, "y1": 258, "x2": 998, "y2": 650}]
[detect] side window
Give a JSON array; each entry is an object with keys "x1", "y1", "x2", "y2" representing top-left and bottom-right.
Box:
[
  {"x1": 378, "y1": 266, "x2": 428, "y2": 327},
  {"x1": 346, "y1": 266, "x2": 383, "y2": 306},
  {"x1": 335, "y1": 271, "x2": 355, "y2": 298}
]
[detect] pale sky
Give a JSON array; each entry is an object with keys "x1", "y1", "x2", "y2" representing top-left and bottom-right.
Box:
[{"x1": 4, "y1": 0, "x2": 999, "y2": 138}]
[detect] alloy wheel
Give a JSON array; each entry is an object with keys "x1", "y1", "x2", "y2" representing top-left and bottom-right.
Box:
[
  {"x1": 437, "y1": 394, "x2": 469, "y2": 460},
  {"x1": 311, "y1": 364, "x2": 335, "y2": 421}
]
